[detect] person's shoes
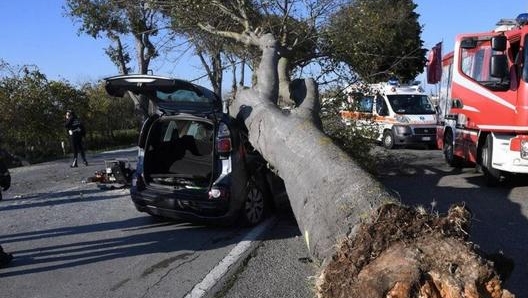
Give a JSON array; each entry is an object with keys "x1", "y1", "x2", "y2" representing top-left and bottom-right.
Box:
[
  {"x1": 71, "y1": 159, "x2": 78, "y2": 168},
  {"x1": 70, "y1": 164, "x2": 78, "y2": 168},
  {"x1": 83, "y1": 161, "x2": 88, "y2": 166}
]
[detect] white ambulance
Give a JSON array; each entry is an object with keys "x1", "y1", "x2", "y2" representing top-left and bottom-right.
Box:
[{"x1": 340, "y1": 81, "x2": 437, "y2": 149}]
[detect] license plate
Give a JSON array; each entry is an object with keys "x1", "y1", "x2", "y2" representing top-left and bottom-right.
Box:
[{"x1": 422, "y1": 136, "x2": 431, "y2": 141}]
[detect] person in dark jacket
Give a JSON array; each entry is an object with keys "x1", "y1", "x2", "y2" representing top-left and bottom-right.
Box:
[
  {"x1": 65, "y1": 110, "x2": 88, "y2": 167},
  {"x1": 0, "y1": 156, "x2": 13, "y2": 267},
  {"x1": 0, "y1": 155, "x2": 10, "y2": 201}
]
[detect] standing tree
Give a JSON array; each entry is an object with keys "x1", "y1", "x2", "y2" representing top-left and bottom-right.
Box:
[
  {"x1": 159, "y1": 0, "x2": 341, "y2": 105},
  {"x1": 325, "y1": 0, "x2": 427, "y2": 83},
  {"x1": 159, "y1": 0, "x2": 243, "y2": 96},
  {"x1": 64, "y1": 0, "x2": 167, "y2": 117}
]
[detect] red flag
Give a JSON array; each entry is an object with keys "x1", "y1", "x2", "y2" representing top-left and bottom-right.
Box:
[{"x1": 427, "y1": 42, "x2": 442, "y2": 84}]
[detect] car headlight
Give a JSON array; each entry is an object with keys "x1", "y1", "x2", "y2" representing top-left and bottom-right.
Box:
[
  {"x1": 393, "y1": 125, "x2": 412, "y2": 135},
  {"x1": 395, "y1": 115, "x2": 410, "y2": 123}
]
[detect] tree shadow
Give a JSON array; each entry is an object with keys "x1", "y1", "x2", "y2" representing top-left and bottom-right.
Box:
[
  {"x1": 0, "y1": 187, "x2": 122, "y2": 212},
  {"x1": 0, "y1": 211, "x2": 270, "y2": 278},
  {"x1": 0, "y1": 185, "x2": 300, "y2": 281}
]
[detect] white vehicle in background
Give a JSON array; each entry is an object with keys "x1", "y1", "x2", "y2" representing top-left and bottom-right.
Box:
[{"x1": 340, "y1": 80, "x2": 437, "y2": 149}]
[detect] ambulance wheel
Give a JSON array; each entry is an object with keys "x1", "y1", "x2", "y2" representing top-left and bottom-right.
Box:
[
  {"x1": 382, "y1": 130, "x2": 395, "y2": 149},
  {"x1": 481, "y1": 134, "x2": 502, "y2": 187}
]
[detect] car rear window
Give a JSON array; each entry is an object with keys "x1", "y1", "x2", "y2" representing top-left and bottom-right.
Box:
[{"x1": 156, "y1": 90, "x2": 212, "y2": 103}]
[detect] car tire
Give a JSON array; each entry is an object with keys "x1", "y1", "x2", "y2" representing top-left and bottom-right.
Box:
[
  {"x1": 443, "y1": 131, "x2": 463, "y2": 167},
  {"x1": 481, "y1": 134, "x2": 502, "y2": 187},
  {"x1": 239, "y1": 178, "x2": 267, "y2": 226},
  {"x1": 382, "y1": 130, "x2": 395, "y2": 149}
]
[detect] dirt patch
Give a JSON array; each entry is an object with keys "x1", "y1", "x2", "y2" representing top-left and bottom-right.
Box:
[{"x1": 316, "y1": 203, "x2": 515, "y2": 298}]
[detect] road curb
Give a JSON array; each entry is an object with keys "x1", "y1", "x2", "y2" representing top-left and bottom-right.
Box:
[{"x1": 184, "y1": 216, "x2": 277, "y2": 298}]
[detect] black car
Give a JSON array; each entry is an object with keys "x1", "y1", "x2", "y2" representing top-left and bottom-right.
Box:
[{"x1": 104, "y1": 74, "x2": 287, "y2": 226}]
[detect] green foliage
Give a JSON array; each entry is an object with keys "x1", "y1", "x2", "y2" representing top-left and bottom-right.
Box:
[
  {"x1": 324, "y1": 0, "x2": 427, "y2": 83},
  {"x1": 0, "y1": 63, "x2": 138, "y2": 164},
  {"x1": 319, "y1": 87, "x2": 379, "y2": 172},
  {"x1": 0, "y1": 67, "x2": 73, "y2": 160}
]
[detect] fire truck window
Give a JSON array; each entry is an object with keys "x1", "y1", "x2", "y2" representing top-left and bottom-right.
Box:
[
  {"x1": 523, "y1": 37, "x2": 528, "y2": 82},
  {"x1": 461, "y1": 48, "x2": 486, "y2": 81},
  {"x1": 461, "y1": 41, "x2": 505, "y2": 85}
]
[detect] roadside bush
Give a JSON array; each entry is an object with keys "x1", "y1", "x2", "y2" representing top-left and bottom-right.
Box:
[
  {"x1": 84, "y1": 129, "x2": 139, "y2": 151},
  {"x1": 320, "y1": 89, "x2": 379, "y2": 173}
]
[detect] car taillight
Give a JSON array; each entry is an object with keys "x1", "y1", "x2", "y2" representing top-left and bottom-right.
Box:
[{"x1": 216, "y1": 122, "x2": 232, "y2": 156}]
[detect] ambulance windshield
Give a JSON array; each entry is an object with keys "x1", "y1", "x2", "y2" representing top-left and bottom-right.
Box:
[{"x1": 387, "y1": 95, "x2": 436, "y2": 115}]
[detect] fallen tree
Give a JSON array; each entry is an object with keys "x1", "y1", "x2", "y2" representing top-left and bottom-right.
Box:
[{"x1": 229, "y1": 32, "x2": 515, "y2": 298}]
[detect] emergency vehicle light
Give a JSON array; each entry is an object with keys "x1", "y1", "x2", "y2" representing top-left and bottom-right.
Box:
[
  {"x1": 388, "y1": 78, "x2": 399, "y2": 86},
  {"x1": 517, "y1": 13, "x2": 528, "y2": 26}
]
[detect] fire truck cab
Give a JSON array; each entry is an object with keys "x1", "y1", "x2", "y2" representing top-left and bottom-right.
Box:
[
  {"x1": 435, "y1": 13, "x2": 528, "y2": 185},
  {"x1": 341, "y1": 80, "x2": 437, "y2": 149}
]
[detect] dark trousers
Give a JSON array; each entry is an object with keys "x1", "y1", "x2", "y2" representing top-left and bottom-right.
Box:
[{"x1": 71, "y1": 134, "x2": 87, "y2": 164}]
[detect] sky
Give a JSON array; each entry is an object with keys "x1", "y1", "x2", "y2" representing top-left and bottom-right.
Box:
[{"x1": 1, "y1": 0, "x2": 527, "y2": 91}]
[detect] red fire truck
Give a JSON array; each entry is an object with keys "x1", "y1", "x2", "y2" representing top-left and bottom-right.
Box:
[{"x1": 434, "y1": 13, "x2": 528, "y2": 185}]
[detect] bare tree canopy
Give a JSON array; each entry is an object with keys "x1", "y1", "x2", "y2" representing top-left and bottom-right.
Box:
[{"x1": 64, "y1": 0, "x2": 170, "y2": 117}]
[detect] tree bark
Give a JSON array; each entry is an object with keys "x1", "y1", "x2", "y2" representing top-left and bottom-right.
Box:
[{"x1": 230, "y1": 33, "x2": 515, "y2": 298}]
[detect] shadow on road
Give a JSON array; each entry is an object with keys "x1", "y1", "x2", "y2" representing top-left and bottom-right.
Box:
[
  {"x1": 0, "y1": 188, "x2": 298, "y2": 281},
  {"x1": 0, "y1": 187, "x2": 123, "y2": 212}
]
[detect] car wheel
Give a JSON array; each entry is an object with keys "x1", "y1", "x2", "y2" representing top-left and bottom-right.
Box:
[
  {"x1": 382, "y1": 130, "x2": 395, "y2": 149},
  {"x1": 443, "y1": 131, "x2": 463, "y2": 167},
  {"x1": 240, "y1": 179, "x2": 266, "y2": 226},
  {"x1": 481, "y1": 134, "x2": 502, "y2": 187}
]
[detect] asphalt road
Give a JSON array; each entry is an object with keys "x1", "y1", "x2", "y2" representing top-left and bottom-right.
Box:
[
  {"x1": 216, "y1": 147, "x2": 528, "y2": 297},
  {"x1": 1, "y1": 146, "x2": 527, "y2": 297},
  {"x1": 0, "y1": 148, "x2": 275, "y2": 298}
]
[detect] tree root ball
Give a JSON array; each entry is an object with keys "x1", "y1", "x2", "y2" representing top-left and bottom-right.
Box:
[{"x1": 315, "y1": 203, "x2": 515, "y2": 298}]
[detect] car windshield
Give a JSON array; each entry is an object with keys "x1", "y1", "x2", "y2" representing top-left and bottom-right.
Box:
[
  {"x1": 156, "y1": 89, "x2": 212, "y2": 104},
  {"x1": 387, "y1": 95, "x2": 436, "y2": 115}
]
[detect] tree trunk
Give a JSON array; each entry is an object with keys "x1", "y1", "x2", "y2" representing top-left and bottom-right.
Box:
[
  {"x1": 230, "y1": 33, "x2": 515, "y2": 298},
  {"x1": 277, "y1": 56, "x2": 296, "y2": 107}
]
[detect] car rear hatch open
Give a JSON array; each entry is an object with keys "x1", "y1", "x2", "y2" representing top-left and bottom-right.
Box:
[
  {"x1": 104, "y1": 74, "x2": 223, "y2": 115},
  {"x1": 143, "y1": 115, "x2": 215, "y2": 191},
  {"x1": 104, "y1": 74, "x2": 222, "y2": 193}
]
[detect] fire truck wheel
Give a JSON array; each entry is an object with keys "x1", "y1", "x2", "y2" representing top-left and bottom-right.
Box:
[
  {"x1": 482, "y1": 134, "x2": 502, "y2": 186},
  {"x1": 382, "y1": 131, "x2": 395, "y2": 149},
  {"x1": 443, "y1": 131, "x2": 463, "y2": 167}
]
